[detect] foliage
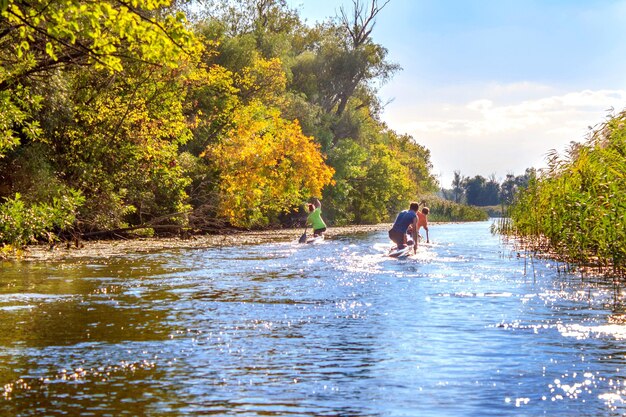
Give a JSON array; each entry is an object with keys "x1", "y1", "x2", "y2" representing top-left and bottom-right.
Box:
[
  {"x1": 321, "y1": 105, "x2": 436, "y2": 225},
  {"x1": 0, "y1": 0, "x2": 200, "y2": 244},
  {"x1": 420, "y1": 194, "x2": 489, "y2": 222},
  {"x1": 182, "y1": 60, "x2": 239, "y2": 156},
  {"x1": 0, "y1": 86, "x2": 43, "y2": 157},
  {"x1": 387, "y1": 131, "x2": 437, "y2": 193},
  {"x1": 451, "y1": 170, "x2": 464, "y2": 204},
  {"x1": 500, "y1": 170, "x2": 535, "y2": 206},
  {"x1": 462, "y1": 175, "x2": 498, "y2": 206},
  {"x1": 2, "y1": 0, "x2": 197, "y2": 74},
  {"x1": 353, "y1": 143, "x2": 413, "y2": 224},
  {"x1": 321, "y1": 138, "x2": 367, "y2": 224},
  {"x1": 204, "y1": 103, "x2": 334, "y2": 228},
  {"x1": 0, "y1": 0, "x2": 442, "y2": 248},
  {"x1": 44, "y1": 64, "x2": 194, "y2": 231},
  {"x1": 0, "y1": 191, "x2": 84, "y2": 247},
  {"x1": 289, "y1": 22, "x2": 399, "y2": 121},
  {"x1": 189, "y1": 1, "x2": 433, "y2": 228},
  {"x1": 0, "y1": 0, "x2": 199, "y2": 156},
  {"x1": 507, "y1": 110, "x2": 626, "y2": 274}
]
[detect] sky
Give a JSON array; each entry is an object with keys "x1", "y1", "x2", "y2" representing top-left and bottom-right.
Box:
[{"x1": 285, "y1": 0, "x2": 626, "y2": 187}]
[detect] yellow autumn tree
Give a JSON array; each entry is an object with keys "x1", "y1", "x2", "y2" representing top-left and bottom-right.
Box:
[{"x1": 205, "y1": 102, "x2": 334, "y2": 227}]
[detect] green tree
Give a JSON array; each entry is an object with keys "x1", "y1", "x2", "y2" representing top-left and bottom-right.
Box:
[
  {"x1": 322, "y1": 138, "x2": 367, "y2": 224},
  {"x1": 463, "y1": 175, "x2": 486, "y2": 206},
  {"x1": 0, "y1": 0, "x2": 198, "y2": 156},
  {"x1": 452, "y1": 170, "x2": 464, "y2": 203},
  {"x1": 355, "y1": 143, "x2": 413, "y2": 223},
  {"x1": 332, "y1": 0, "x2": 398, "y2": 117},
  {"x1": 484, "y1": 175, "x2": 501, "y2": 206},
  {"x1": 0, "y1": 0, "x2": 200, "y2": 244},
  {"x1": 52, "y1": 65, "x2": 194, "y2": 231},
  {"x1": 500, "y1": 174, "x2": 517, "y2": 206}
]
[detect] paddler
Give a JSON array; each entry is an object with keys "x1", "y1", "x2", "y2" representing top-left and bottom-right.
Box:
[
  {"x1": 307, "y1": 198, "x2": 327, "y2": 238},
  {"x1": 389, "y1": 202, "x2": 419, "y2": 253}
]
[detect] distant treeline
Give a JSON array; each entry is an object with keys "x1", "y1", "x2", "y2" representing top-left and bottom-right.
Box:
[
  {"x1": 501, "y1": 110, "x2": 626, "y2": 276},
  {"x1": 440, "y1": 170, "x2": 534, "y2": 208},
  {"x1": 0, "y1": 0, "x2": 445, "y2": 247}
]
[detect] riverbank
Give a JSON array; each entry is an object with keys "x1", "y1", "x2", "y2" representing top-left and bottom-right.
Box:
[
  {"x1": 8, "y1": 224, "x2": 391, "y2": 262},
  {"x1": 494, "y1": 218, "x2": 626, "y2": 279}
]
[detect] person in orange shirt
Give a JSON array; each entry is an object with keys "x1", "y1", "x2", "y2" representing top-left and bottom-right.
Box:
[{"x1": 417, "y1": 206, "x2": 430, "y2": 243}]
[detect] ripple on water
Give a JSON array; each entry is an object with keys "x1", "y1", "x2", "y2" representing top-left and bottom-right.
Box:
[
  {"x1": 0, "y1": 293, "x2": 72, "y2": 312},
  {"x1": 2, "y1": 221, "x2": 626, "y2": 416},
  {"x1": 557, "y1": 323, "x2": 626, "y2": 340}
]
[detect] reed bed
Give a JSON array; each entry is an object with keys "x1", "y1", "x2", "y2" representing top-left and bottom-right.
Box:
[
  {"x1": 419, "y1": 194, "x2": 488, "y2": 222},
  {"x1": 496, "y1": 110, "x2": 626, "y2": 279}
]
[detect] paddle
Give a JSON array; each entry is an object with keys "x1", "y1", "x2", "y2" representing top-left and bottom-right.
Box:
[{"x1": 298, "y1": 225, "x2": 308, "y2": 243}]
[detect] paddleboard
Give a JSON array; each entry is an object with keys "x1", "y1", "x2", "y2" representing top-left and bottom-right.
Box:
[
  {"x1": 388, "y1": 246, "x2": 411, "y2": 258},
  {"x1": 306, "y1": 235, "x2": 324, "y2": 244}
]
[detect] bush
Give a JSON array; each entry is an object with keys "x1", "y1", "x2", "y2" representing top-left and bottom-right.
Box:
[
  {"x1": 418, "y1": 194, "x2": 489, "y2": 222},
  {"x1": 0, "y1": 190, "x2": 84, "y2": 247}
]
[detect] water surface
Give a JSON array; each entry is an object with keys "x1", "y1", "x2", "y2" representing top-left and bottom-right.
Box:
[{"x1": 2, "y1": 221, "x2": 626, "y2": 416}]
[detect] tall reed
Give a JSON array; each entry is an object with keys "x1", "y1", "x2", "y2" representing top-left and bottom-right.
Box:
[{"x1": 504, "y1": 110, "x2": 626, "y2": 277}]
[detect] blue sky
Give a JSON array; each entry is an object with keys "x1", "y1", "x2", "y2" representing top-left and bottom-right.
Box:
[{"x1": 286, "y1": 0, "x2": 626, "y2": 186}]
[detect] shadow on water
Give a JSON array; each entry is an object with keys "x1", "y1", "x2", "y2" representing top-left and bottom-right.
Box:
[{"x1": 2, "y1": 221, "x2": 626, "y2": 415}]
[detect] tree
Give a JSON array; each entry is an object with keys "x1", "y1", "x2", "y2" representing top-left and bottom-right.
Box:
[
  {"x1": 203, "y1": 103, "x2": 334, "y2": 227},
  {"x1": 0, "y1": 0, "x2": 199, "y2": 156},
  {"x1": 0, "y1": 0, "x2": 201, "y2": 243},
  {"x1": 463, "y1": 175, "x2": 486, "y2": 206},
  {"x1": 451, "y1": 170, "x2": 464, "y2": 203},
  {"x1": 484, "y1": 175, "x2": 501, "y2": 206},
  {"x1": 500, "y1": 174, "x2": 517, "y2": 206},
  {"x1": 52, "y1": 65, "x2": 194, "y2": 231},
  {"x1": 2, "y1": 0, "x2": 197, "y2": 80},
  {"x1": 334, "y1": 0, "x2": 397, "y2": 117},
  {"x1": 289, "y1": 0, "x2": 399, "y2": 129},
  {"x1": 322, "y1": 139, "x2": 367, "y2": 224},
  {"x1": 500, "y1": 169, "x2": 535, "y2": 207},
  {"x1": 355, "y1": 143, "x2": 413, "y2": 223},
  {"x1": 193, "y1": 0, "x2": 303, "y2": 65}
]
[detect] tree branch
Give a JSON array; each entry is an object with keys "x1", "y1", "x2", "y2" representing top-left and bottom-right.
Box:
[
  {"x1": 115, "y1": 0, "x2": 194, "y2": 56},
  {"x1": 339, "y1": 0, "x2": 390, "y2": 47}
]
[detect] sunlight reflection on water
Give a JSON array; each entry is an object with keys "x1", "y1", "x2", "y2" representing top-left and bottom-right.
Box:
[{"x1": 1, "y1": 221, "x2": 626, "y2": 416}]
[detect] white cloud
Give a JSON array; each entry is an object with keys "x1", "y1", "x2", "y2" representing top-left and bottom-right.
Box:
[
  {"x1": 381, "y1": 85, "x2": 626, "y2": 186},
  {"x1": 449, "y1": 89, "x2": 624, "y2": 137},
  {"x1": 483, "y1": 81, "x2": 554, "y2": 98}
]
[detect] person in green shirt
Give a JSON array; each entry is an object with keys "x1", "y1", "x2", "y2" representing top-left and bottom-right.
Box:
[{"x1": 306, "y1": 199, "x2": 327, "y2": 237}]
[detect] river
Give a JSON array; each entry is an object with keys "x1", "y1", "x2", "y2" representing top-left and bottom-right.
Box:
[{"x1": 1, "y1": 221, "x2": 626, "y2": 416}]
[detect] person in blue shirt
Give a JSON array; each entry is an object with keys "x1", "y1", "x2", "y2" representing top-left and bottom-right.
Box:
[{"x1": 389, "y1": 202, "x2": 420, "y2": 252}]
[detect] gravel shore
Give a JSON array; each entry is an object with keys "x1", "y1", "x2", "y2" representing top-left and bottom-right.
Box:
[{"x1": 14, "y1": 224, "x2": 391, "y2": 262}]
